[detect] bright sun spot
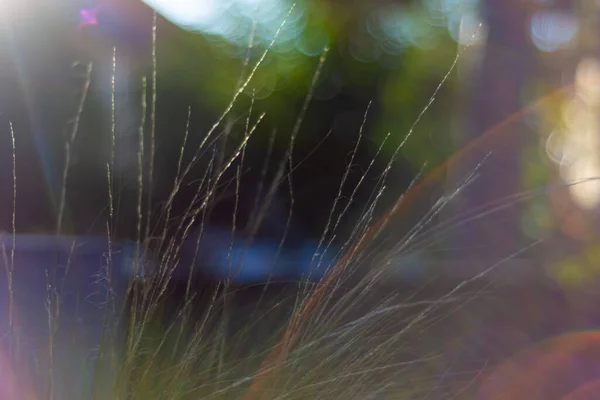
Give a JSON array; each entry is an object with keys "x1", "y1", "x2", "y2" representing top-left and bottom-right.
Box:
[{"x1": 555, "y1": 57, "x2": 600, "y2": 210}]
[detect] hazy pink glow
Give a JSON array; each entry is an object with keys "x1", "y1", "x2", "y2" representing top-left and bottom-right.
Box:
[
  {"x1": 79, "y1": 6, "x2": 101, "y2": 29},
  {"x1": 478, "y1": 332, "x2": 600, "y2": 400},
  {"x1": 562, "y1": 379, "x2": 600, "y2": 399},
  {"x1": 0, "y1": 345, "x2": 33, "y2": 399}
]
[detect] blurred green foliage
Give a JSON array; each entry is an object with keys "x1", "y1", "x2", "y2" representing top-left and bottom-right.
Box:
[{"x1": 152, "y1": 0, "x2": 467, "y2": 175}]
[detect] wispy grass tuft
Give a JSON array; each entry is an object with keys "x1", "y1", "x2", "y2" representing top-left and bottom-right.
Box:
[{"x1": 0, "y1": 8, "x2": 542, "y2": 400}]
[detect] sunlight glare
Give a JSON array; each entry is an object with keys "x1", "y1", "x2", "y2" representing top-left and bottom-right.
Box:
[{"x1": 557, "y1": 57, "x2": 600, "y2": 210}]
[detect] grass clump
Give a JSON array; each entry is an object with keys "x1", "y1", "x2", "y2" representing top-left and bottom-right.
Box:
[{"x1": 0, "y1": 6, "x2": 533, "y2": 400}]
